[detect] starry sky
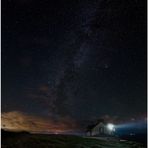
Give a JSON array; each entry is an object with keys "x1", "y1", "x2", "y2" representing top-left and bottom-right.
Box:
[{"x1": 2, "y1": 0, "x2": 147, "y2": 132}]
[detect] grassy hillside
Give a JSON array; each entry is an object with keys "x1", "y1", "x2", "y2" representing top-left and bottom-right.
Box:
[{"x1": 2, "y1": 130, "x2": 146, "y2": 148}]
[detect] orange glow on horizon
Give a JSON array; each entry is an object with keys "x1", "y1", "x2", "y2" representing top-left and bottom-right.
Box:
[{"x1": 2, "y1": 111, "x2": 78, "y2": 133}]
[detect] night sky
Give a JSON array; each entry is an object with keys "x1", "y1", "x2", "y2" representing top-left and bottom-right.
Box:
[{"x1": 2, "y1": 0, "x2": 147, "y2": 132}]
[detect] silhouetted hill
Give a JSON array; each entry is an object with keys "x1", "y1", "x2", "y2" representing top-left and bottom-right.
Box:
[{"x1": 2, "y1": 129, "x2": 30, "y2": 138}]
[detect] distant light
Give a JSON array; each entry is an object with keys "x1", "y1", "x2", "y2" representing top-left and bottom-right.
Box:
[
  {"x1": 130, "y1": 133, "x2": 135, "y2": 136},
  {"x1": 107, "y1": 123, "x2": 114, "y2": 131}
]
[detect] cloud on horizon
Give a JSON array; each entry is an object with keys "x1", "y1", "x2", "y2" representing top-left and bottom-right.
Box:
[{"x1": 1, "y1": 111, "x2": 78, "y2": 133}]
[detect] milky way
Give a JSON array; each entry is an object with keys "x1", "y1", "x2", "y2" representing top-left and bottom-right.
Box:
[{"x1": 2, "y1": 0, "x2": 146, "y2": 131}]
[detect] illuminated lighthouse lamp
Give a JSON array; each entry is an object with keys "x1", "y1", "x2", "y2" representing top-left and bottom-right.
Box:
[{"x1": 107, "y1": 123, "x2": 115, "y2": 131}]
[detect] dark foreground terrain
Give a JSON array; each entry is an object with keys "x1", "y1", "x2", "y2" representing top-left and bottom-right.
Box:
[{"x1": 2, "y1": 130, "x2": 146, "y2": 148}]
